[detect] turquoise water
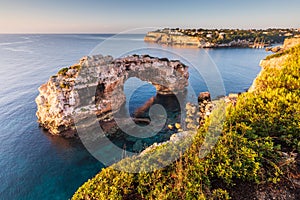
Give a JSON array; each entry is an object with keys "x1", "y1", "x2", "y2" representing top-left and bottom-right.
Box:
[{"x1": 0, "y1": 34, "x2": 271, "y2": 199}]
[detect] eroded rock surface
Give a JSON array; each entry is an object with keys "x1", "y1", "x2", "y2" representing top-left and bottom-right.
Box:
[{"x1": 36, "y1": 54, "x2": 189, "y2": 137}]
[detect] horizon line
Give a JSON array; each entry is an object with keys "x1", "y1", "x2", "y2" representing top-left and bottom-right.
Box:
[{"x1": 0, "y1": 27, "x2": 299, "y2": 35}]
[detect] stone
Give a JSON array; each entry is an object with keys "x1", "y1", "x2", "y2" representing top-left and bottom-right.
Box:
[
  {"x1": 174, "y1": 123, "x2": 181, "y2": 129},
  {"x1": 168, "y1": 124, "x2": 174, "y2": 130},
  {"x1": 198, "y1": 92, "x2": 211, "y2": 103}
]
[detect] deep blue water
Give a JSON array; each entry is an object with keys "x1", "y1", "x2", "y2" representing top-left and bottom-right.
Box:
[{"x1": 0, "y1": 34, "x2": 271, "y2": 199}]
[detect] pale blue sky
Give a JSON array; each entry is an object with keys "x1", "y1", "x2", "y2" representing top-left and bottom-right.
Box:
[{"x1": 0, "y1": 0, "x2": 299, "y2": 33}]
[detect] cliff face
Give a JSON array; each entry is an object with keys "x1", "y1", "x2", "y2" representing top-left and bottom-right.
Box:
[
  {"x1": 282, "y1": 37, "x2": 300, "y2": 50},
  {"x1": 144, "y1": 31, "x2": 255, "y2": 48},
  {"x1": 144, "y1": 31, "x2": 201, "y2": 46},
  {"x1": 36, "y1": 55, "x2": 189, "y2": 137}
]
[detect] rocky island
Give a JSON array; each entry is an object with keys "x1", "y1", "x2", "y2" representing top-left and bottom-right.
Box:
[
  {"x1": 36, "y1": 55, "x2": 189, "y2": 137},
  {"x1": 145, "y1": 28, "x2": 300, "y2": 48}
]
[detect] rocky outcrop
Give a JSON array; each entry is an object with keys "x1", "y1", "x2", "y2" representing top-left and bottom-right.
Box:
[
  {"x1": 265, "y1": 46, "x2": 282, "y2": 53},
  {"x1": 36, "y1": 55, "x2": 189, "y2": 137},
  {"x1": 266, "y1": 37, "x2": 300, "y2": 53}
]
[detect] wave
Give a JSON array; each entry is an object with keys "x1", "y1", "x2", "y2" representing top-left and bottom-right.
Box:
[
  {"x1": 3, "y1": 47, "x2": 33, "y2": 53},
  {"x1": 20, "y1": 36, "x2": 30, "y2": 40},
  {"x1": 0, "y1": 40, "x2": 33, "y2": 46}
]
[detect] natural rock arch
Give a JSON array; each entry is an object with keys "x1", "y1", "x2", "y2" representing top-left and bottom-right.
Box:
[{"x1": 36, "y1": 54, "x2": 189, "y2": 137}]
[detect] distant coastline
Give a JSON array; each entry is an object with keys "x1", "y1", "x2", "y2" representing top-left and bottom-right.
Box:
[{"x1": 144, "y1": 28, "x2": 300, "y2": 48}]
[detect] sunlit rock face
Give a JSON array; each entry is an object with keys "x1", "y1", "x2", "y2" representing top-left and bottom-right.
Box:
[
  {"x1": 36, "y1": 54, "x2": 189, "y2": 137},
  {"x1": 144, "y1": 31, "x2": 201, "y2": 47}
]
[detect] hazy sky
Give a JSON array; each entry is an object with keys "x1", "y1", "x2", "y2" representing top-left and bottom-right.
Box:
[{"x1": 0, "y1": 0, "x2": 299, "y2": 33}]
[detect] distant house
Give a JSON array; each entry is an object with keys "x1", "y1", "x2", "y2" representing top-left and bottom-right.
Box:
[
  {"x1": 284, "y1": 33, "x2": 293, "y2": 37},
  {"x1": 218, "y1": 32, "x2": 226, "y2": 40},
  {"x1": 169, "y1": 31, "x2": 184, "y2": 36},
  {"x1": 206, "y1": 34, "x2": 212, "y2": 38}
]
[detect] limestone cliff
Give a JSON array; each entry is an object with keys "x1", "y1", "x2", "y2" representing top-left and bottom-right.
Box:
[
  {"x1": 36, "y1": 55, "x2": 189, "y2": 137},
  {"x1": 281, "y1": 36, "x2": 300, "y2": 50},
  {"x1": 144, "y1": 31, "x2": 202, "y2": 47},
  {"x1": 144, "y1": 31, "x2": 254, "y2": 48}
]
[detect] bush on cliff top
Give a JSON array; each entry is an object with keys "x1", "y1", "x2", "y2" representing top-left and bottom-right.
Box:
[
  {"x1": 72, "y1": 45, "x2": 300, "y2": 200},
  {"x1": 57, "y1": 67, "x2": 69, "y2": 75}
]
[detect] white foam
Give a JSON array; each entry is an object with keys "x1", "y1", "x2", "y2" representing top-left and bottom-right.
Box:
[
  {"x1": 3, "y1": 47, "x2": 33, "y2": 53},
  {"x1": 0, "y1": 40, "x2": 33, "y2": 46}
]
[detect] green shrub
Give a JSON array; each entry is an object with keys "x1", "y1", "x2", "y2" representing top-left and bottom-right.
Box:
[{"x1": 57, "y1": 67, "x2": 68, "y2": 75}]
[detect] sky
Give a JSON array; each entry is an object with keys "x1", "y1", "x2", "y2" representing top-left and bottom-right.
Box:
[{"x1": 0, "y1": 0, "x2": 299, "y2": 33}]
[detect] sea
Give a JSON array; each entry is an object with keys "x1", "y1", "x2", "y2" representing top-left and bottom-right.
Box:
[{"x1": 0, "y1": 34, "x2": 271, "y2": 199}]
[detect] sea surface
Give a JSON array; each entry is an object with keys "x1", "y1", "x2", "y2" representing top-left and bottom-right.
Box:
[{"x1": 0, "y1": 34, "x2": 271, "y2": 199}]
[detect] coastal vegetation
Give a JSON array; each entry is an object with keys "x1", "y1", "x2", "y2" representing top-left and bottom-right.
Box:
[
  {"x1": 57, "y1": 67, "x2": 69, "y2": 76},
  {"x1": 72, "y1": 41, "x2": 300, "y2": 199}
]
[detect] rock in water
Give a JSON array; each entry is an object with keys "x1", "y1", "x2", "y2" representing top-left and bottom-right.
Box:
[{"x1": 36, "y1": 54, "x2": 189, "y2": 137}]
